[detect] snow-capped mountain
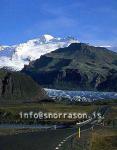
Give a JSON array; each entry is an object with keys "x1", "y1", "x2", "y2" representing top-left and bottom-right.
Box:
[{"x1": 0, "y1": 34, "x2": 79, "y2": 71}]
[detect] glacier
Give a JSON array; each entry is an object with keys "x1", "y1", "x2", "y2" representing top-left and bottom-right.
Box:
[{"x1": 45, "y1": 88, "x2": 117, "y2": 102}]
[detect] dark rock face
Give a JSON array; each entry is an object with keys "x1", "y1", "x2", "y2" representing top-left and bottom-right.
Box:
[
  {"x1": 97, "y1": 69, "x2": 117, "y2": 91},
  {"x1": 22, "y1": 43, "x2": 117, "y2": 91},
  {"x1": 0, "y1": 69, "x2": 47, "y2": 103}
]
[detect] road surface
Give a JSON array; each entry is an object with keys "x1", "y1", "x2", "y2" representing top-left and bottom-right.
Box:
[
  {"x1": 0, "y1": 106, "x2": 109, "y2": 150},
  {"x1": 0, "y1": 124, "x2": 93, "y2": 150}
]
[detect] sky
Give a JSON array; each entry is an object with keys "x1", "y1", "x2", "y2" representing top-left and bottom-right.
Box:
[{"x1": 0, "y1": 0, "x2": 117, "y2": 46}]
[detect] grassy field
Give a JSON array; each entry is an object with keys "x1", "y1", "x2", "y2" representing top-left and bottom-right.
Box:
[
  {"x1": 0, "y1": 102, "x2": 99, "y2": 135},
  {"x1": 90, "y1": 105, "x2": 117, "y2": 150},
  {"x1": 0, "y1": 102, "x2": 99, "y2": 125},
  {"x1": 61, "y1": 127, "x2": 117, "y2": 150},
  {"x1": 60, "y1": 104, "x2": 117, "y2": 150},
  {"x1": 0, "y1": 102, "x2": 98, "y2": 113},
  {"x1": 91, "y1": 128, "x2": 117, "y2": 150}
]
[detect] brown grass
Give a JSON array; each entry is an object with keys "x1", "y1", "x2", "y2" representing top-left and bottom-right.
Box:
[{"x1": 91, "y1": 128, "x2": 117, "y2": 150}]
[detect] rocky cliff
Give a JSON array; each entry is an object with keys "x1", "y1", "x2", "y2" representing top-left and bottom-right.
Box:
[{"x1": 0, "y1": 69, "x2": 47, "y2": 103}]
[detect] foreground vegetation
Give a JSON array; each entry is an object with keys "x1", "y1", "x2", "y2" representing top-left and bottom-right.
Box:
[
  {"x1": 0, "y1": 101, "x2": 116, "y2": 136},
  {"x1": 61, "y1": 104, "x2": 117, "y2": 150},
  {"x1": 0, "y1": 102, "x2": 98, "y2": 124},
  {"x1": 91, "y1": 128, "x2": 117, "y2": 150}
]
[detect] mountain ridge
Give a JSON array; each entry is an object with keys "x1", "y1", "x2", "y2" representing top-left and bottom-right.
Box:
[{"x1": 22, "y1": 43, "x2": 117, "y2": 91}]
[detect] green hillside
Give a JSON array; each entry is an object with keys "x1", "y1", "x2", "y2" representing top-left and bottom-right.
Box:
[{"x1": 22, "y1": 43, "x2": 117, "y2": 91}]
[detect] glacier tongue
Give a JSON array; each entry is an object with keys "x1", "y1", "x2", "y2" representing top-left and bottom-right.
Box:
[{"x1": 0, "y1": 35, "x2": 79, "y2": 71}]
